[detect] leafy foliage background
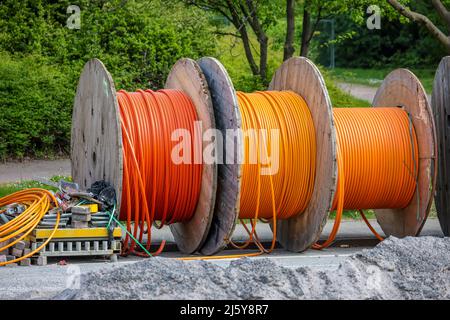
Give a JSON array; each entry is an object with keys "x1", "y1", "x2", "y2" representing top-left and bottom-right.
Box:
[
  {"x1": 0, "y1": 0, "x2": 215, "y2": 159},
  {"x1": 0, "y1": 0, "x2": 447, "y2": 159}
]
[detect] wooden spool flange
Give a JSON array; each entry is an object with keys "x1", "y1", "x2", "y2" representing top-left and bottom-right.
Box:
[
  {"x1": 71, "y1": 59, "x2": 123, "y2": 206},
  {"x1": 71, "y1": 58, "x2": 217, "y2": 254},
  {"x1": 166, "y1": 59, "x2": 218, "y2": 253},
  {"x1": 197, "y1": 57, "x2": 242, "y2": 255},
  {"x1": 198, "y1": 57, "x2": 337, "y2": 254},
  {"x1": 431, "y1": 57, "x2": 450, "y2": 236},
  {"x1": 373, "y1": 69, "x2": 437, "y2": 237},
  {"x1": 269, "y1": 58, "x2": 337, "y2": 251}
]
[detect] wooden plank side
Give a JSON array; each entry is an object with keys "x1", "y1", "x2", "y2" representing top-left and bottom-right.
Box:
[
  {"x1": 197, "y1": 57, "x2": 242, "y2": 255},
  {"x1": 166, "y1": 58, "x2": 218, "y2": 254},
  {"x1": 432, "y1": 57, "x2": 450, "y2": 236},
  {"x1": 71, "y1": 59, "x2": 123, "y2": 207}
]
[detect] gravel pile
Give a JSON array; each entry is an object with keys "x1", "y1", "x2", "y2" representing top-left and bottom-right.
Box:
[{"x1": 56, "y1": 236, "x2": 450, "y2": 300}]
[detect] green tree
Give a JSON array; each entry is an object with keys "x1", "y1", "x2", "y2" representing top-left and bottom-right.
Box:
[
  {"x1": 0, "y1": 0, "x2": 216, "y2": 88},
  {"x1": 181, "y1": 0, "x2": 284, "y2": 81},
  {"x1": 388, "y1": 0, "x2": 450, "y2": 53},
  {"x1": 0, "y1": 53, "x2": 73, "y2": 159},
  {"x1": 284, "y1": 0, "x2": 396, "y2": 60},
  {"x1": 0, "y1": 0, "x2": 217, "y2": 158}
]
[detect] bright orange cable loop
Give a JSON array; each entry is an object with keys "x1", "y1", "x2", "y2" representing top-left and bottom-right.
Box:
[
  {"x1": 231, "y1": 91, "x2": 316, "y2": 254},
  {"x1": 116, "y1": 89, "x2": 202, "y2": 256},
  {"x1": 180, "y1": 91, "x2": 316, "y2": 260},
  {"x1": 178, "y1": 90, "x2": 419, "y2": 261},
  {"x1": 314, "y1": 107, "x2": 419, "y2": 249},
  {"x1": 238, "y1": 91, "x2": 316, "y2": 220}
]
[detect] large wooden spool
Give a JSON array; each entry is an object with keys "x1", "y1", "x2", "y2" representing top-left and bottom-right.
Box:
[
  {"x1": 432, "y1": 57, "x2": 450, "y2": 236},
  {"x1": 197, "y1": 57, "x2": 242, "y2": 255},
  {"x1": 71, "y1": 58, "x2": 217, "y2": 254},
  {"x1": 198, "y1": 56, "x2": 436, "y2": 254},
  {"x1": 198, "y1": 57, "x2": 337, "y2": 254},
  {"x1": 373, "y1": 69, "x2": 437, "y2": 237},
  {"x1": 269, "y1": 58, "x2": 337, "y2": 251}
]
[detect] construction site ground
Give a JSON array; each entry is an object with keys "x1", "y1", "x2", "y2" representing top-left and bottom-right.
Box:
[{"x1": 0, "y1": 218, "x2": 444, "y2": 300}]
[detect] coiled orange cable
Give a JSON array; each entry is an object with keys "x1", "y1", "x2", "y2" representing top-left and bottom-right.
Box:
[
  {"x1": 238, "y1": 91, "x2": 316, "y2": 220},
  {"x1": 115, "y1": 87, "x2": 418, "y2": 258},
  {"x1": 117, "y1": 89, "x2": 202, "y2": 256},
  {"x1": 195, "y1": 94, "x2": 419, "y2": 258},
  {"x1": 180, "y1": 91, "x2": 316, "y2": 260},
  {"x1": 313, "y1": 107, "x2": 418, "y2": 249},
  {"x1": 235, "y1": 91, "x2": 316, "y2": 254}
]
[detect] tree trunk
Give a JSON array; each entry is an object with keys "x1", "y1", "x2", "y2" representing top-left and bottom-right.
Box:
[
  {"x1": 240, "y1": 25, "x2": 260, "y2": 76},
  {"x1": 225, "y1": 0, "x2": 260, "y2": 76},
  {"x1": 260, "y1": 34, "x2": 268, "y2": 80},
  {"x1": 243, "y1": 0, "x2": 269, "y2": 79},
  {"x1": 432, "y1": 0, "x2": 450, "y2": 34},
  {"x1": 283, "y1": 0, "x2": 295, "y2": 61},
  {"x1": 300, "y1": 7, "x2": 312, "y2": 57}
]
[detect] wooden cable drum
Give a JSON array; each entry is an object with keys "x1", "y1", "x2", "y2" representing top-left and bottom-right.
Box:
[
  {"x1": 198, "y1": 57, "x2": 436, "y2": 254},
  {"x1": 196, "y1": 58, "x2": 243, "y2": 255},
  {"x1": 432, "y1": 56, "x2": 450, "y2": 236},
  {"x1": 198, "y1": 57, "x2": 336, "y2": 254},
  {"x1": 371, "y1": 68, "x2": 436, "y2": 237},
  {"x1": 71, "y1": 58, "x2": 218, "y2": 254}
]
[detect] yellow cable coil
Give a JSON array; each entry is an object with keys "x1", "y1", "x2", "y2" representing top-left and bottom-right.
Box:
[{"x1": 0, "y1": 189, "x2": 59, "y2": 266}]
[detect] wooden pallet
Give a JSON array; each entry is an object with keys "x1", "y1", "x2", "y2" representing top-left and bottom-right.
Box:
[
  {"x1": 31, "y1": 239, "x2": 121, "y2": 259},
  {"x1": 28, "y1": 227, "x2": 122, "y2": 262}
]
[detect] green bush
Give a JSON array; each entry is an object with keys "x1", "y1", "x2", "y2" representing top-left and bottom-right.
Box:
[
  {"x1": 0, "y1": 0, "x2": 217, "y2": 89},
  {"x1": 0, "y1": 0, "x2": 217, "y2": 158},
  {"x1": 0, "y1": 53, "x2": 74, "y2": 159}
]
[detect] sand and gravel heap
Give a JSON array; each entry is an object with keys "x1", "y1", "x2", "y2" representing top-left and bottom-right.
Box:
[{"x1": 56, "y1": 236, "x2": 450, "y2": 300}]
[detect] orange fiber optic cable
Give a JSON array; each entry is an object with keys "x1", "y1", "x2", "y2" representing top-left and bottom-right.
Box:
[
  {"x1": 191, "y1": 96, "x2": 418, "y2": 259},
  {"x1": 116, "y1": 89, "x2": 202, "y2": 256},
  {"x1": 313, "y1": 107, "x2": 418, "y2": 249},
  {"x1": 181, "y1": 90, "x2": 317, "y2": 260},
  {"x1": 233, "y1": 91, "x2": 316, "y2": 254}
]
